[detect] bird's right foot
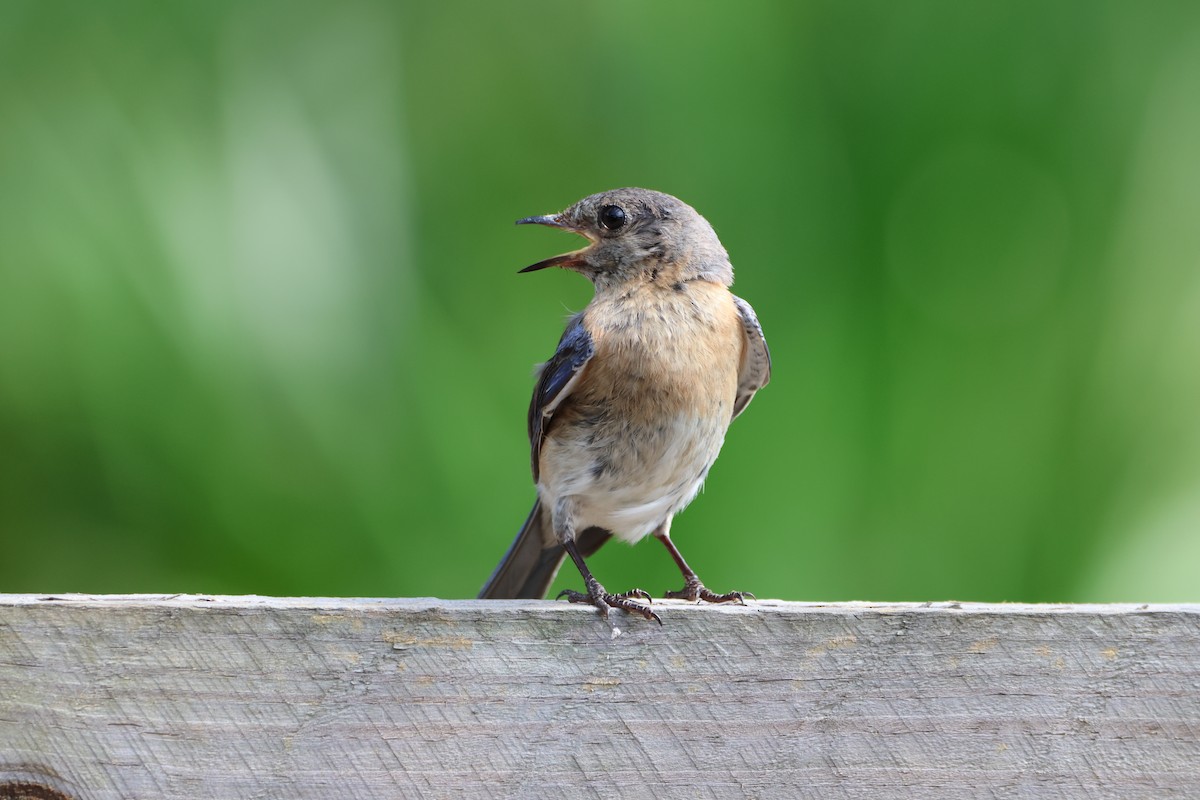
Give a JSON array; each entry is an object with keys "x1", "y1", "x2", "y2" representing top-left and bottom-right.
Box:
[{"x1": 558, "y1": 584, "x2": 661, "y2": 625}]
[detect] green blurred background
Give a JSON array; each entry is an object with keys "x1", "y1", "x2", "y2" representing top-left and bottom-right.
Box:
[{"x1": 2, "y1": 1, "x2": 1198, "y2": 602}]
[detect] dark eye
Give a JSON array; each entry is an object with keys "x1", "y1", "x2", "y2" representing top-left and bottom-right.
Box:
[{"x1": 598, "y1": 205, "x2": 626, "y2": 231}]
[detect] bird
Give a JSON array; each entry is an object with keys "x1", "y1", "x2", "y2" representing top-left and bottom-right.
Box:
[{"x1": 478, "y1": 188, "x2": 771, "y2": 624}]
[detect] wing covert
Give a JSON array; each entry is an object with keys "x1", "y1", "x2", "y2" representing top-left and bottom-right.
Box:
[
  {"x1": 528, "y1": 313, "x2": 595, "y2": 481},
  {"x1": 731, "y1": 295, "x2": 771, "y2": 420}
]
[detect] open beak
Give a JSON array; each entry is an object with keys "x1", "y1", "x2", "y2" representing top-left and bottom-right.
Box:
[
  {"x1": 515, "y1": 214, "x2": 566, "y2": 229},
  {"x1": 515, "y1": 214, "x2": 589, "y2": 273}
]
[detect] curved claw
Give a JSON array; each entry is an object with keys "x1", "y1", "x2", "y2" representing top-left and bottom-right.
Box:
[
  {"x1": 558, "y1": 587, "x2": 661, "y2": 625},
  {"x1": 665, "y1": 579, "x2": 755, "y2": 605}
]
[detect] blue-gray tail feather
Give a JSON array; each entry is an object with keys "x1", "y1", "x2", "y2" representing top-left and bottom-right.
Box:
[{"x1": 478, "y1": 499, "x2": 611, "y2": 599}]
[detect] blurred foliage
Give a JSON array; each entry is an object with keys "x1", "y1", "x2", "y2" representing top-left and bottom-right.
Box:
[{"x1": 1, "y1": 1, "x2": 1199, "y2": 601}]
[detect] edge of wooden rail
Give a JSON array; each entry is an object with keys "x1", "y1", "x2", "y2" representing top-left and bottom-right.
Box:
[{"x1": 2, "y1": 593, "x2": 1197, "y2": 616}]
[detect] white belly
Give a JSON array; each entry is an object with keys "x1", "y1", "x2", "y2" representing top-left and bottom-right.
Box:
[{"x1": 539, "y1": 411, "x2": 728, "y2": 544}]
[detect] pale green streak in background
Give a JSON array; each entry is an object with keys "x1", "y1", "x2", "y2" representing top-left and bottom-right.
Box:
[{"x1": 0, "y1": 1, "x2": 1197, "y2": 602}]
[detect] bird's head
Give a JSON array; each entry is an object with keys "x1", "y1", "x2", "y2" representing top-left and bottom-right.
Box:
[{"x1": 516, "y1": 188, "x2": 733, "y2": 290}]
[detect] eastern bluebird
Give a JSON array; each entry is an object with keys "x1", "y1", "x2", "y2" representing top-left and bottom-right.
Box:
[{"x1": 478, "y1": 188, "x2": 771, "y2": 624}]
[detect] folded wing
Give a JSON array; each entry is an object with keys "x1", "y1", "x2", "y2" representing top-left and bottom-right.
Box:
[
  {"x1": 528, "y1": 313, "x2": 595, "y2": 481},
  {"x1": 731, "y1": 295, "x2": 771, "y2": 420}
]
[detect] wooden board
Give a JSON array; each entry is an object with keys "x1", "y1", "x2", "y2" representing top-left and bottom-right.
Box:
[{"x1": 1, "y1": 596, "x2": 1198, "y2": 799}]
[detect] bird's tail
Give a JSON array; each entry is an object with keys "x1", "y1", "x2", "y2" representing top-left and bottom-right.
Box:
[
  {"x1": 478, "y1": 499, "x2": 562, "y2": 599},
  {"x1": 478, "y1": 499, "x2": 611, "y2": 599}
]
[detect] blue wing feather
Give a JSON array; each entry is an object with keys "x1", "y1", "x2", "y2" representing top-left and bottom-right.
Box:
[{"x1": 527, "y1": 313, "x2": 594, "y2": 481}]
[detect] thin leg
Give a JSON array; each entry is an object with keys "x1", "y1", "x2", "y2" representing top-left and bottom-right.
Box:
[
  {"x1": 557, "y1": 538, "x2": 661, "y2": 624},
  {"x1": 655, "y1": 527, "x2": 754, "y2": 605}
]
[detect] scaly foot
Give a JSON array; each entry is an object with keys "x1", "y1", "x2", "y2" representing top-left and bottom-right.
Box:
[
  {"x1": 558, "y1": 583, "x2": 661, "y2": 624},
  {"x1": 665, "y1": 576, "x2": 754, "y2": 605}
]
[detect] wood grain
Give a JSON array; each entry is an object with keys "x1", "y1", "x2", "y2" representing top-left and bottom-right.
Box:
[{"x1": 1, "y1": 596, "x2": 1198, "y2": 799}]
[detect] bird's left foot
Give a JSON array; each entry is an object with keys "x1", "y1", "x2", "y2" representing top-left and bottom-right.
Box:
[{"x1": 665, "y1": 577, "x2": 754, "y2": 605}]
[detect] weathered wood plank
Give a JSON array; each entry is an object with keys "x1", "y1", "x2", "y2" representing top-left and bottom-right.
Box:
[{"x1": 1, "y1": 596, "x2": 1198, "y2": 799}]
